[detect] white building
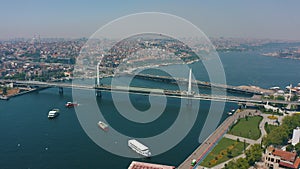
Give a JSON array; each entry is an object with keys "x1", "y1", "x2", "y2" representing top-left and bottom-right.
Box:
[
  {"x1": 264, "y1": 102, "x2": 284, "y2": 113},
  {"x1": 292, "y1": 127, "x2": 300, "y2": 146},
  {"x1": 5, "y1": 82, "x2": 13, "y2": 88},
  {"x1": 263, "y1": 146, "x2": 300, "y2": 169}
]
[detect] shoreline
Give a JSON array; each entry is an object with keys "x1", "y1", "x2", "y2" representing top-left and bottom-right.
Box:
[
  {"x1": 262, "y1": 53, "x2": 300, "y2": 60},
  {"x1": 74, "y1": 58, "x2": 201, "y2": 79},
  {"x1": 0, "y1": 87, "x2": 49, "y2": 100}
]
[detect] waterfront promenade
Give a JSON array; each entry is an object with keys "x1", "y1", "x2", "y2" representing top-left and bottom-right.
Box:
[
  {"x1": 200, "y1": 111, "x2": 283, "y2": 169},
  {"x1": 177, "y1": 109, "x2": 257, "y2": 169}
]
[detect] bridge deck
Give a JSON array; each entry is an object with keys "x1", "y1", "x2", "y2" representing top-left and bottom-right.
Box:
[{"x1": 2, "y1": 79, "x2": 300, "y2": 105}]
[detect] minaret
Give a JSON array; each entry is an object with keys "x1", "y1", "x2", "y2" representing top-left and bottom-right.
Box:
[
  {"x1": 289, "y1": 84, "x2": 292, "y2": 101},
  {"x1": 188, "y1": 69, "x2": 192, "y2": 95}
]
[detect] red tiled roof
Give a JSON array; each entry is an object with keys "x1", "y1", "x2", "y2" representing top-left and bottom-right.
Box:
[
  {"x1": 294, "y1": 158, "x2": 300, "y2": 169},
  {"x1": 128, "y1": 161, "x2": 175, "y2": 169},
  {"x1": 279, "y1": 161, "x2": 295, "y2": 169},
  {"x1": 273, "y1": 149, "x2": 297, "y2": 162}
]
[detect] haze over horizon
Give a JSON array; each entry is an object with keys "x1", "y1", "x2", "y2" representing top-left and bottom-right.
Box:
[{"x1": 1, "y1": 0, "x2": 300, "y2": 40}]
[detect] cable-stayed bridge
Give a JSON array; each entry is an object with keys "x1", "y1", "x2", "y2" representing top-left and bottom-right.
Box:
[{"x1": 1, "y1": 69, "x2": 299, "y2": 105}]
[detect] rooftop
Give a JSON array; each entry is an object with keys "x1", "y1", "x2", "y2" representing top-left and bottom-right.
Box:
[
  {"x1": 279, "y1": 158, "x2": 300, "y2": 169},
  {"x1": 273, "y1": 149, "x2": 297, "y2": 162},
  {"x1": 128, "y1": 161, "x2": 175, "y2": 169}
]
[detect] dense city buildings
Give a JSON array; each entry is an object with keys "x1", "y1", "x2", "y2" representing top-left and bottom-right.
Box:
[
  {"x1": 1, "y1": 37, "x2": 296, "y2": 81},
  {"x1": 0, "y1": 38, "x2": 85, "y2": 81}
]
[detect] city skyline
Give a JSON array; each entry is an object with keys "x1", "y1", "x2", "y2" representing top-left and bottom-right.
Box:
[
  {"x1": 1, "y1": 0, "x2": 300, "y2": 40},
  {"x1": 1, "y1": 1, "x2": 300, "y2": 168}
]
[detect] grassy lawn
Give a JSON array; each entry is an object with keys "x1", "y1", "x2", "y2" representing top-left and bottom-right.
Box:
[
  {"x1": 228, "y1": 116, "x2": 263, "y2": 140},
  {"x1": 201, "y1": 137, "x2": 248, "y2": 167}
]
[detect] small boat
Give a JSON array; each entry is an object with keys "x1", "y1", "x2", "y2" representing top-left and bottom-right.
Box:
[
  {"x1": 98, "y1": 121, "x2": 109, "y2": 131},
  {"x1": 128, "y1": 139, "x2": 151, "y2": 157},
  {"x1": 65, "y1": 102, "x2": 78, "y2": 108},
  {"x1": 48, "y1": 109, "x2": 59, "y2": 119},
  {"x1": 0, "y1": 95, "x2": 9, "y2": 100},
  {"x1": 227, "y1": 112, "x2": 233, "y2": 115},
  {"x1": 227, "y1": 109, "x2": 235, "y2": 115}
]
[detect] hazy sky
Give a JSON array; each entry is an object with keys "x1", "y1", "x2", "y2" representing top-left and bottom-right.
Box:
[{"x1": 1, "y1": 0, "x2": 300, "y2": 40}]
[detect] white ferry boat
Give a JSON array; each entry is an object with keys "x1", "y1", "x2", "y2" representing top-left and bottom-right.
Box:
[
  {"x1": 128, "y1": 139, "x2": 151, "y2": 157},
  {"x1": 48, "y1": 109, "x2": 59, "y2": 119}
]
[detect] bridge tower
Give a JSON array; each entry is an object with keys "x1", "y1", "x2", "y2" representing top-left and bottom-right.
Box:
[
  {"x1": 187, "y1": 69, "x2": 193, "y2": 105},
  {"x1": 95, "y1": 56, "x2": 103, "y2": 98},
  {"x1": 96, "y1": 61, "x2": 101, "y2": 87},
  {"x1": 187, "y1": 69, "x2": 192, "y2": 95}
]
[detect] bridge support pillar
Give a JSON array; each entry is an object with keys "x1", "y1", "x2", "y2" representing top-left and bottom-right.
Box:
[
  {"x1": 96, "y1": 90, "x2": 102, "y2": 98},
  {"x1": 59, "y1": 87, "x2": 63, "y2": 95},
  {"x1": 187, "y1": 98, "x2": 192, "y2": 106}
]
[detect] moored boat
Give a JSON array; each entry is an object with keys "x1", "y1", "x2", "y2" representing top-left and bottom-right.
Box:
[{"x1": 227, "y1": 112, "x2": 233, "y2": 115}]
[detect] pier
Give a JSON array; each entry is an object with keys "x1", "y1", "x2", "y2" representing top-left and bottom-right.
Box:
[{"x1": 127, "y1": 73, "x2": 272, "y2": 95}]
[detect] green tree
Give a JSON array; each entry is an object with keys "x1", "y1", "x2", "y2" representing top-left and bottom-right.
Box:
[
  {"x1": 290, "y1": 95, "x2": 299, "y2": 101},
  {"x1": 281, "y1": 115, "x2": 300, "y2": 136},
  {"x1": 295, "y1": 143, "x2": 300, "y2": 156},
  {"x1": 286, "y1": 144, "x2": 294, "y2": 152},
  {"x1": 263, "y1": 125, "x2": 289, "y2": 146},
  {"x1": 227, "y1": 149, "x2": 233, "y2": 158},
  {"x1": 245, "y1": 144, "x2": 263, "y2": 166},
  {"x1": 223, "y1": 158, "x2": 249, "y2": 169},
  {"x1": 276, "y1": 95, "x2": 285, "y2": 101},
  {"x1": 236, "y1": 158, "x2": 250, "y2": 169},
  {"x1": 2, "y1": 87, "x2": 7, "y2": 95},
  {"x1": 224, "y1": 160, "x2": 239, "y2": 169},
  {"x1": 244, "y1": 140, "x2": 247, "y2": 151},
  {"x1": 222, "y1": 145, "x2": 263, "y2": 169},
  {"x1": 263, "y1": 114, "x2": 300, "y2": 147}
]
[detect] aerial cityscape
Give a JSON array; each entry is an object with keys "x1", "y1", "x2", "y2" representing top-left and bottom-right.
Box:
[{"x1": 1, "y1": 1, "x2": 300, "y2": 169}]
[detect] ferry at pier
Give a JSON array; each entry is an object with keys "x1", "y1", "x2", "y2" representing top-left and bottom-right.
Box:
[
  {"x1": 128, "y1": 139, "x2": 151, "y2": 157},
  {"x1": 227, "y1": 108, "x2": 235, "y2": 115},
  {"x1": 48, "y1": 109, "x2": 60, "y2": 119},
  {"x1": 97, "y1": 121, "x2": 109, "y2": 131},
  {"x1": 227, "y1": 112, "x2": 233, "y2": 115},
  {"x1": 65, "y1": 102, "x2": 78, "y2": 108}
]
